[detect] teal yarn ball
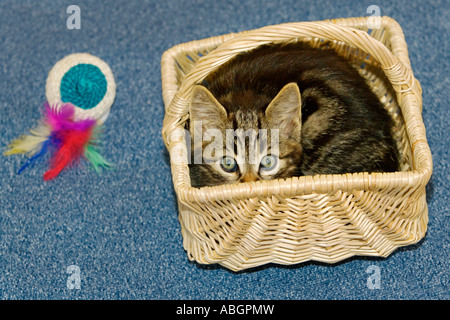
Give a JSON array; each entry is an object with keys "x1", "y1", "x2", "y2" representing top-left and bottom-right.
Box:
[{"x1": 60, "y1": 64, "x2": 107, "y2": 110}]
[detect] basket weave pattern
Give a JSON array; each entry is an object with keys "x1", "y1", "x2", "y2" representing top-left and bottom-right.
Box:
[{"x1": 161, "y1": 17, "x2": 432, "y2": 271}]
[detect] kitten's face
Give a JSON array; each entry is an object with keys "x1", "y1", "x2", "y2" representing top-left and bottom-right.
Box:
[{"x1": 188, "y1": 83, "x2": 303, "y2": 187}]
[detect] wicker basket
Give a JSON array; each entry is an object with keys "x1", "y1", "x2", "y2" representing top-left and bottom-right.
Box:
[{"x1": 160, "y1": 16, "x2": 432, "y2": 271}]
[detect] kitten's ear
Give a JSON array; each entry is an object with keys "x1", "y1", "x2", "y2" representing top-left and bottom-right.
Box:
[
  {"x1": 189, "y1": 85, "x2": 227, "y2": 130},
  {"x1": 265, "y1": 83, "x2": 302, "y2": 140}
]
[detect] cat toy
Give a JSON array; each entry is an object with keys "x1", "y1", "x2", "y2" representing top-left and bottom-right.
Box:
[{"x1": 4, "y1": 53, "x2": 116, "y2": 180}]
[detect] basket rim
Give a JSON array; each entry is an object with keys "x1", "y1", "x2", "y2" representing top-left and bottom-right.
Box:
[{"x1": 161, "y1": 16, "x2": 433, "y2": 204}]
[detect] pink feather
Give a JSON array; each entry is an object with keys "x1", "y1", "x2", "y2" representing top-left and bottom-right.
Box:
[
  {"x1": 42, "y1": 103, "x2": 97, "y2": 180},
  {"x1": 44, "y1": 102, "x2": 96, "y2": 132}
]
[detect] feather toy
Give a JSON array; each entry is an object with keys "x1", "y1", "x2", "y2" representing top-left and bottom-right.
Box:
[
  {"x1": 5, "y1": 102, "x2": 111, "y2": 180},
  {"x1": 4, "y1": 53, "x2": 116, "y2": 180}
]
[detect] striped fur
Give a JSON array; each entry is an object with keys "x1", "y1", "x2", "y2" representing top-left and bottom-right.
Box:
[{"x1": 188, "y1": 42, "x2": 399, "y2": 187}]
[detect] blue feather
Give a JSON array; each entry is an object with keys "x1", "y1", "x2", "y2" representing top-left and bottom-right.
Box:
[{"x1": 17, "y1": 140, "x2": 50, "y2": 174}]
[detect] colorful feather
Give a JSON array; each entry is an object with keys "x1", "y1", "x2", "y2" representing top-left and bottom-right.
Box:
[
  {"x1": 4, "y1": 102, "x2": 111, "y2": 180},
  {"x1": 17, "y1": 140, "x2": 50, "y2": 174},
  {"x1": 84, "y1": 126, "x2": 112, "y2": 173},
  {"x1": 4, "y1": 123, "x2": 50, "y2": 156},
  {"x1": 44, "y1": 125, "x2": 94, "y2": 180}
]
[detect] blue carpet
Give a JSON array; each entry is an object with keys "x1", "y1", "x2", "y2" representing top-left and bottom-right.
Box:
[{"x1": 0, "y1": 0, "x2": 448, "y2": 300}]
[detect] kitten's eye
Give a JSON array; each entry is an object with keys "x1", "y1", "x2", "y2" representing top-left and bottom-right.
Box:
[
  {"x1": 260, "y1": 155, "x2": 277, "y2": 171},
  {"x1": 220, "y1": 156, "x2": 238, "y2": 173}
]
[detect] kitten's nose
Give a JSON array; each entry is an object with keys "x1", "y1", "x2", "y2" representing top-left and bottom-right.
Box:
[{"x1": 241, "y1": 173, "x2": 258, "y2": 182}]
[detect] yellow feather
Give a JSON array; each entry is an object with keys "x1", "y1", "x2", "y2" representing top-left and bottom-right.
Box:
[{"x1": 4, "y1": 124, "x2": 50, "y2": 156}]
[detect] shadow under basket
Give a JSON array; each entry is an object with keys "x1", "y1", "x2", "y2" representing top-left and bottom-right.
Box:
[{"x1": 160, "y1": 16, "x2": 433, "y2": 272}]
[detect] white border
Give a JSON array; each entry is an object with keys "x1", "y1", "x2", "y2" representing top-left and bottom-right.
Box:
[{"x1": 45, "y1": 53, "x2": 116, "y2": 124}]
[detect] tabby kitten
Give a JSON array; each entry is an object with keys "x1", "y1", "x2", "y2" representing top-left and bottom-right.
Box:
[{"x1": 188, "y1": 42, "x2": 399, "y2": 188}]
